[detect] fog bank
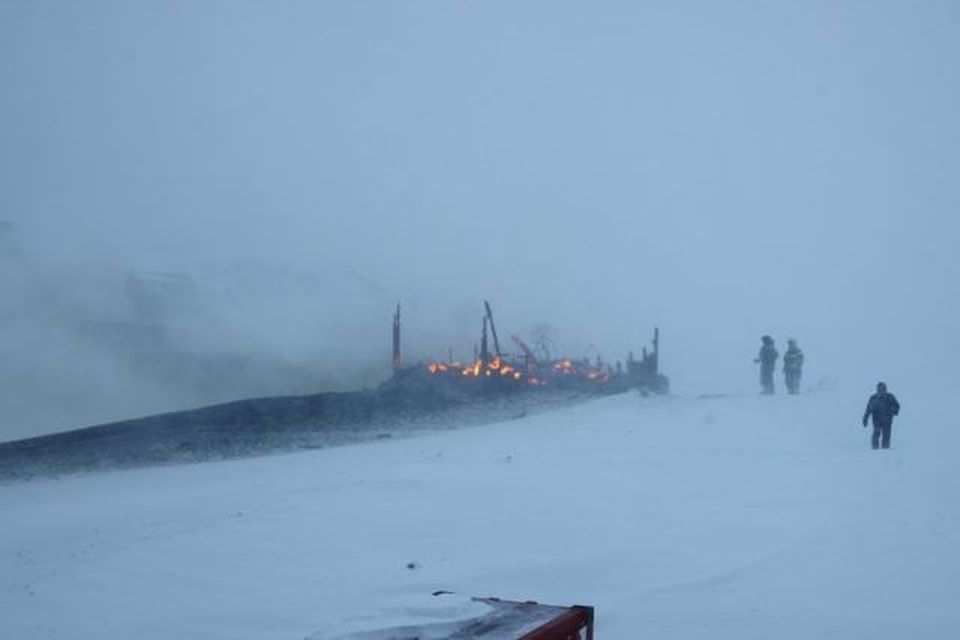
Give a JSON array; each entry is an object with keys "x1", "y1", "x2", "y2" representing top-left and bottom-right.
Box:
[{"x1": 2, "y1": 1, "x2": 958, "y2": 440}]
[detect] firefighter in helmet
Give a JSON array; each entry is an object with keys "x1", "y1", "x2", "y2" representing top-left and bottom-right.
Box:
[
  {"x1": 754, "y1": 335, "x2": 778, "y2": 394},
  {"x1": 783, "y1": 338, "x2": 804, "y2": 394}
]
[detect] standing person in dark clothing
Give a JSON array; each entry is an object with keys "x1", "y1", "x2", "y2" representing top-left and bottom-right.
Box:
[
  {"x1": 783, "y1": 339, "x2": 804, "y2": 394},
  {"x1": 754, "y1": 335, "x2": 778, "y2": 394},
  {"x1": 862, "y1": 382, "x2": 901, "y2": 449}
]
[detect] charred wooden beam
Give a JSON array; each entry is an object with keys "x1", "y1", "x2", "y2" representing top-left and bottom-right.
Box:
[
  {"x1": 392, "y1": 303, "x2": 401, "y2": 371},
  {"x1": 480, "y1": 316, "x2": 490, "y2": 364},
  {"x1": 484, "y1": 300, "x2": 502, "y2": 357},
  {"x1": 653, "y1": 326, "x2": 660, "y2": 375}
]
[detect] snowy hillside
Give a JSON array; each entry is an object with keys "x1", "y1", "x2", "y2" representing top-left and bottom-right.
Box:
[{"x1": 2, "y1": 389, "x2": 957, "y2": 639}]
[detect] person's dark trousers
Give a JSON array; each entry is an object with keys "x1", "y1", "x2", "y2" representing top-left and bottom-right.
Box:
[
  {"x1": 761, "y1": 369, "x2": 775, "y2": 394},
  {"x1": 785, "y1": 372, "x2": 800, "y2": 394},
  {"x1": 872, "y1": 421, "x2": 892, "y2": 449}
]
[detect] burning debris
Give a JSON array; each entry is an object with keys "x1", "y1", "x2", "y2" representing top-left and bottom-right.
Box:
[
  {"x1": 397, "y1": 300, "x2": 668, "y2": 395},
  {"x1": 0, "y1": 300, "x2": 667, "y2": 481},
  {"x1": 0, "y1": 300, "x2": 666, "y2": 481}
]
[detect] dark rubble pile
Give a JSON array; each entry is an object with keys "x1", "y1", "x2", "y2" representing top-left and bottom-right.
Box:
[{"x1": 0, "y1": 368, "x2": 606, "y2": 482}]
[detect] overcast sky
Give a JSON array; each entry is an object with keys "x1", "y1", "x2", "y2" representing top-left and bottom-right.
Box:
[{"x1": 2, "y1": 1, "x2": 958, "y2": 439}]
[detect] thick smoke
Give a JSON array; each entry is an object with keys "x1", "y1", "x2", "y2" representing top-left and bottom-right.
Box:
[{"x1": 1, "y1": 1, "x2": 958, "y2": 440}]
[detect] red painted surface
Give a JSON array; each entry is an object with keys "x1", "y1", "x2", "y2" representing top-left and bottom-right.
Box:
[{"x1": 519, "y1": 604, "x2": 594, "y2": 640}]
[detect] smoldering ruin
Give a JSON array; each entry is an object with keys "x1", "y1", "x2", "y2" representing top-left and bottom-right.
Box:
[
  {"x1": 0, "y1": 300, "x2": 667, "y2": 482},
  {"x1": 400, "y1": 301, "x2": 667, "y2": 395}
]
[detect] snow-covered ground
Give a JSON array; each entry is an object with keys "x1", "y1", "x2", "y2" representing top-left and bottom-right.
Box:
[{"x1": 2, "y1": 389, "x2": 958, "y2": 639}]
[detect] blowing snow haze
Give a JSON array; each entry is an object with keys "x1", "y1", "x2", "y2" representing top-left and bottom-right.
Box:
[{"x1": 1, "y1": 1, "x2": 958, "y2": 441}]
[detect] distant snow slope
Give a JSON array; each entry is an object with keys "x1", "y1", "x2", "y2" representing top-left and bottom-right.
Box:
[{"x1": 2, "y1": 390, "x2": 958, "y2": 639}]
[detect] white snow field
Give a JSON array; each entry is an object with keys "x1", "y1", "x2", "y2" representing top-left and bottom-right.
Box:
[{"x1": 2, "y1": 389, "x2": 958, "y2": 639}]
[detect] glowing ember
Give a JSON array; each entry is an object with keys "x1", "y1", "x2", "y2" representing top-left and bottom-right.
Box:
[
  {"x1": 425, "y1": 355, "x2": 528, "y2": 383},
  {"x1": 463, "y1": 360, "x2": 482, "y2": 376},
  {"x1": 553, "y1": 358, "x2": 575, "y2": 375},
  {"x1": 426, "y1": 352, "x2": 612, "y2": 388}
]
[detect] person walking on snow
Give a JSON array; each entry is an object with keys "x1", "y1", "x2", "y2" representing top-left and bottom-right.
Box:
[
  {"x1": 755, "y1": 335, "x2": 778, "y2": 394},
  {"x1": 783, "y1": 339, "x2": 804, "y2": 394},
  {"x1": 862, "y1": 382, "x2": 901, "y2": 449}
]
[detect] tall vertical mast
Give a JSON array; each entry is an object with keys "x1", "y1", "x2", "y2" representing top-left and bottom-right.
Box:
[
  {"x1": 652, "y1": 327, "x2": 660, "y2": 375},
  {"x1": 480, "y1": 316, "x2": 489, "y2": 364},
  {"x1": 392, "y1": 303, "x2": 401, "y2": 371},
  {"x1": 484, "y1": 300, "x2": 502, "y2": 357}
]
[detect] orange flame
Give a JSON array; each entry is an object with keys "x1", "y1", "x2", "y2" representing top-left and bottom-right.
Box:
[
  {"x1": 426, "y1": 355, "x2": 526, "y2": 382},
  {"x1": 553, "y1": 358, "x2": 574, "y2": 374},
  {"x1": 428, "y1": 355, "x2": 608, "y2": 386}
]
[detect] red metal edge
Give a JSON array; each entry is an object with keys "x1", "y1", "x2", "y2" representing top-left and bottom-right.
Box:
[{"x1": 518, "y1": 604, "x2": 595, "y2": 640}]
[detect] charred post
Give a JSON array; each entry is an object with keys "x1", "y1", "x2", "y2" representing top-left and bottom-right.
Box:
[
  {"x1": 480, "y1": 316, "x2": 490, "y2": 365},
  {"x1": 652, "y1": 326, "x2": 660, "y2": 376},
  {"x1": 392, "y1": 303, "x2": 401, "y2": 372},
  {"x1": 484, "y1": 300, "x2": 502, "y2": 357}
]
